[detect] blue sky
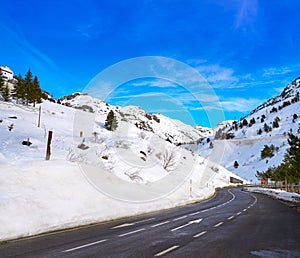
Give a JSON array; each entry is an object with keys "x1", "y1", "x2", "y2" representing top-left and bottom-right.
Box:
[{"x1": 1, "y1": 0, "x2": 300, "y2": 127}]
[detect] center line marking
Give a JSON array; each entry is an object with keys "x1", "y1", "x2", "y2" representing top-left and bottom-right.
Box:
[
  {"x1": 118, "y1": 228, "x2": 145, "y2": 237},
  {"x1": 236, "y1": 212, "x2": 241, "y2": 215},
  {"x1": 151, "y1": 221, "x2": 170, "y2": 228},
  {"x1": 154, "y1": 245, "x2": 180, "y2": 256},
  {"x1": 63, "y1": 239, "x2": 107, "y2": 253},
  {"x1": 193, "y1": 231, "x2": 207, "y2": 238},
  {"x1": 214, "y1": 222, "x2": 224, "y2": 227},
  {"x1": 173, "y1": 215, "x2": 187, "y2": 221},
  {"x1": 243, "y1": 209, "x2": 247, "y2": 212},
  {"x1": 227, "y1": 216, "x2": 234, "y2": 220}
]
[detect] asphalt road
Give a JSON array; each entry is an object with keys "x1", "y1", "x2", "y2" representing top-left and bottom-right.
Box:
[{"x1": 0, "y1": 188, "x2": 299, "y2": 258}]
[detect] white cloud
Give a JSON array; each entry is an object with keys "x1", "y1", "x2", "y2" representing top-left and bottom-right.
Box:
[
  {"x1": 263, "y1": 66, "x2": 295, "y2": 77},
  {"x1": 220, "y1": 97, "x2": 261, "y2": 112},
  {"x1": 195, "y1": 63, "x2": 239, "y2": 88},
  {"x1": 129, "y1": 79, "x2": 178, "y2": 88}
]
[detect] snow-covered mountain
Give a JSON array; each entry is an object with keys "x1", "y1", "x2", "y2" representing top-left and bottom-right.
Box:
[
  {"x1": 0, "y1": 95, "x2": 238, "y2": 241},
  {"x1": 188, "y1": 77, "x2": 300, "y2": 183},
  {"x1": 2, "y1": 76, "x2": 298, "y2": 241},
  {"x1": 58, "y1": 93, "x2": 212, "y2": 144}
]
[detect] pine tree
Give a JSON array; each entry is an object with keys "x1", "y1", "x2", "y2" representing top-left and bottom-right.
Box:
[
  {"x1": 31, "y1": 76, "x2": 42, "y2": 107},
  {"x1": 0, "y1": 73, "x2": 3, "y2": 88},
  {"x1": 283, "y1": 133, "x2": 300, "y2": 183},
  {"x1": 24, "y1": 69, "x2": 33, "y2": 106},
  {"x1": 12, "y1": 74, "x2": 25, "y2": 104},
  {"x1": 105, "y1": 110, "x2": 118, "y2": 131},
  {"x1": 0, "y1": 76, "x2": 10, "y2": 101}
]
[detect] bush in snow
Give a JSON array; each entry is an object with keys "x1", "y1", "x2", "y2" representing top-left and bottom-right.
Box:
[
  {"x1": 272, "y1": 117, "x2": 280, "y2": 128},
  {"x1": 162, "y1": 149, "x2": 177, "y2": 171},
  {"x1": 257, "y1": 128, "x2": 263, "y2": 135},
  {"x1": 105, "y1": 110, "x2": 118, "y2": 131},
  {"x1": 263, "y1": 123, "x2": 272, "y2": 133},
  {"x1": 292, "y1": 113, "x2": 298, "y2": 123},
  {"x1": 270, "y1": 106, "x2": 278, "y2": 113},
  {"x1": 261, "y1": 144, "x2": 278, "y2": 159},
  {"x1": 234, "y1": 160, "x2": 239, "y2": 168}
]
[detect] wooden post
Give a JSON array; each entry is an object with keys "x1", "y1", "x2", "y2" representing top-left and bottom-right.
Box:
[
  {"x1": 38, "y1": 106, "x2": 41, "y2": 128},
  {"x1": 46, "y1": 131, "x2": 53, "y2": 160},
  {"x1": 80, "y1": 131, "x2": 83, "y2": 138}
]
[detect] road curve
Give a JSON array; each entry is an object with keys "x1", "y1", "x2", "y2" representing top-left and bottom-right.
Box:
[{"x1": 0, "y1": 188, "x2": 299, "y2": 257}]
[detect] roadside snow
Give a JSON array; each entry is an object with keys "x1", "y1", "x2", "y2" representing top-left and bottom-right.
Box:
[
  {"x1": 245, "y1": 187, "x2": 300, "y2": 203},
  {"x1": 0, "y1": 99, "x2": 241, "y2": 241}
]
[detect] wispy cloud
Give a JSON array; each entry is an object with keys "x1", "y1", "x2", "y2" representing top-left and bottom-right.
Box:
[
  {"x1": 194, "y1": 63, "x2": 239, "y2": 88},
  {"x1": 220, "y1": 97, "x2": 261, "y2": 112},
  {"x1": 233, "y1": 0, "x2": 258, "y2": 31},
  {"x1": 129, "y1": 79, "x2": 178, "y2": 88},
  {"x1": 262, "y1": 65, "x2": 300, "y2": 77}
]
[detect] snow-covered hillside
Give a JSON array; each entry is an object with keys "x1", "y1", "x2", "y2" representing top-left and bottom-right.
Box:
[
  {"x1": 188, "y1": 77, "x2": 300, "y2": 183},
  {"x1": 0, "y1": 98, "x2": 239, "y2": 241},
  {"x1": 59, "y1": 93, "x2": 212, "y2": 144}
]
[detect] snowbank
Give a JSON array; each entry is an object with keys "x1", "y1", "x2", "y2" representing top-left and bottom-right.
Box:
[
  {"x1": 0, "y1": 159, "x2": 234, "y2": 241},
  {"x1": 245, "y1": 187, "x2": 300, "y2": 203}
]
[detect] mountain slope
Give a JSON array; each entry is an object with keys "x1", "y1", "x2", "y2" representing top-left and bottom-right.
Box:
[
  {"x1": 190, "y1": 77, "x2": 300, "y2": 182},
  {"x1": 58, "y1": 93, "x2": 212, "y2": 144}
]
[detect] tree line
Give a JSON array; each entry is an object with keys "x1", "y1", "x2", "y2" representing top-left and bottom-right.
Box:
[
  {"x1": 0, "y1": 69, "x2": 43, "y2": 107},
  {"x1": 257, "y1": 132, "x2": 300, "y2": 184}
]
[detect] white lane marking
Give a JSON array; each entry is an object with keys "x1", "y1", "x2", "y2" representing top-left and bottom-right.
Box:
[
  {"x1": 135, "y1": 217, "x2": 155, "y2": 224},
  {"x1": 193, "y1": 231, "x2": 207, "y2": 238},
  {"x1": 154, "y1": 245, "x2": 180, "y2": 256},
  {"x1": 173, "y1": 215, "x2": 187, "y2": 221},
  {"x1": 111, "y1": 223, "x2": 134, "y2": 229},
  {"x1": 111, "y1": 218, "x2": 155, "y2": 229},
  {"x1": 214, "y1": 222, "x2": 224, "y2": 227},
  {"x1": 227, "y1": 216, "x2": 234, "y2": 220},
  {"x1": 171, "y1": 218, "x2": 202, "y2": 232},
  {"x1": 189, "y1": 211, "x2": 200, "y2": 216},
  {"x1": 243, "y1": 209, "x2": 247, "y2": 212},
  {"x1": 63, "y1": 239, "x2": 107, "y2": 253},
  {"x1": 236, "y1": 212, "x2": 241, "y2": 215},
  {"x1": 118, "y1": 228, "x2": 145, "y2": 237},
  {"x1": 151, "y1": 221, "x2": 170, "y2": 228},
  {"x1": 189, "y1": 189, "x2": 237, "y2": 216}
]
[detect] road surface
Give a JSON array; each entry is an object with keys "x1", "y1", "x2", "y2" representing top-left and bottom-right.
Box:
[{"x1": 0, "y1": 188, "x2": 299, "y2": 257}]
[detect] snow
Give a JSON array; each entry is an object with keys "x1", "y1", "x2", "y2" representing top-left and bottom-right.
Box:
[
  {"x1": 189, "y1": 80, "x2": 300, "y2": 183},
  {"x1": 2, "y1": 78, "x2": 298, "y2": 242},
  {"x1": 0, "y1": 98, "x2": 240, "y2": 242},
  {"x1": 245, "y1": 187, "x2": 300, "y2": 203}
]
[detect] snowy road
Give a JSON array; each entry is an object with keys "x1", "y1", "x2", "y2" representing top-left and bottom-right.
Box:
[{"x1": 0, "y1": 188, "x2": 300, "y2": 257}]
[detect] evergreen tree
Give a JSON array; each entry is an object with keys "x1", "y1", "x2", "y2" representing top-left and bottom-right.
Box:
[
  {"x1": 0, "y1": 76, "x2": 10, "y2": 101},
  {"x1": 283, "y1": 133, "x2": 300, "y2": 183},
  {"x1": 242, "y1": 118, "x2": 248, "y2": 127},
  {"x1": 31, "y1": 76, "x2": 42, "y2": 107},
  {"x1": 12, "y1": 74, "x2": 25, "y2": 104},
  {"x1": 105, "y1": 110, "x2": 118, "y2": 131},
  {"x1": 24, "y1": 69, "x2": 33, "y2": 106},
  {"x1": 0, "y1": 73, "x2": 3, "y2": 88}
]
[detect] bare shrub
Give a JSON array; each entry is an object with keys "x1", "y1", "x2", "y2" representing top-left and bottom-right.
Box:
[{"x1": 163, "y1": 149, "x2": 177, "y2": 172}]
